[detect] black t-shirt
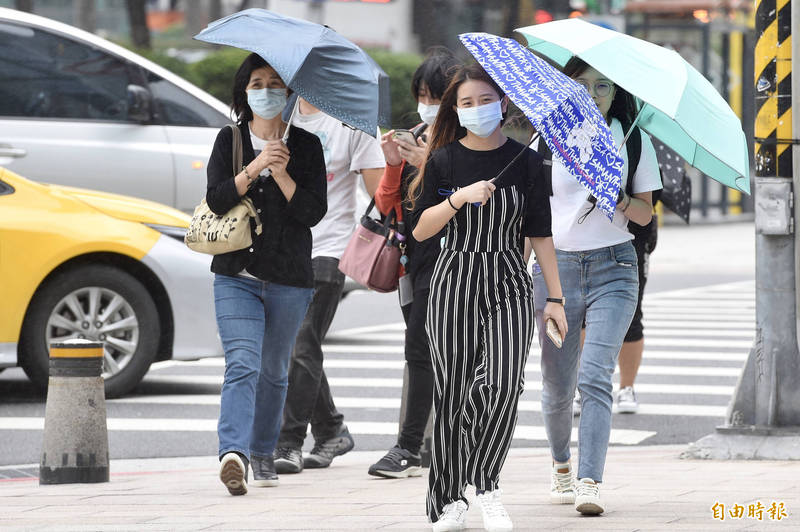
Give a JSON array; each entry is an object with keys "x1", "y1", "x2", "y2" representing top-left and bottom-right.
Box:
[{"x1": 412, "y1": 138, "x2": 552, "y2": 239}]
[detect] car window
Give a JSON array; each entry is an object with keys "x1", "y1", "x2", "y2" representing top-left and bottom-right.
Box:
[
  {"x1": 0, "y1": 21, "x2": 132, "y2": 121},
  {"x1": 0, "y1": 180, "x2": 14, "y2": 196},
  {"x1": 147, "y1": 71, "x2": 229, "y2": 128}
]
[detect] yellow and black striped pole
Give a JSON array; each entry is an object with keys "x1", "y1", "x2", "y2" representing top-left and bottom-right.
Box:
[
  {"x1": 686, "y1": 1, "x2": 800, "y2": 457},
  {"x1": 741, "y1": 0, "x2": 798, "y2": 429},
  {"x1": 754, "y1": 0, "x2": 792, "y2": 178}
]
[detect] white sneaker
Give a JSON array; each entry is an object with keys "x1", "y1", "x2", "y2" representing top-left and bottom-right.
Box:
[
  {"x1": 432, "y1": 500, "x2": 468, "y2": 532},
  {"x1": 617, "y1": 386, "x2": 639, "y2": 414},
  {"x1": 550, "y1": 462, "x2": 575, "y2": 504},
  {"x1": 573, "y1": 391, "x2": 581, "y2": 417},
  {"x1": 574, "y1": 478, "x2": 604, "y2": 515},
  {"x1": 477, "y1": 490, "x2": 513, "y2": 531}
]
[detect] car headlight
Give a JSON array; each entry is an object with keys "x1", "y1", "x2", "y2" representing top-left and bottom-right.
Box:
[{"x1": 145, "y1": 223, "x2": 187, "y2": 241}]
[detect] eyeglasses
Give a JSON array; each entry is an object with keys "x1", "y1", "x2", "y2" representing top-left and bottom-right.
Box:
[{"x1": 575, "y1": 80, "x2": 614, "y2": 97}]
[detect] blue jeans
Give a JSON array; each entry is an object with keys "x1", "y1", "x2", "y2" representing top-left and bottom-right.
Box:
[
  {"x1": 214, "y1": 274, "x2": 313, "y2": 461},
  {"x1": 532, "y1": 241, "x2": 639, "y2": 482}
]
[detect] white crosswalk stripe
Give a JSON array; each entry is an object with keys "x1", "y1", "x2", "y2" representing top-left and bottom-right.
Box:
[{"x1": 3, "y1": 280, "x2": 753, "y2": 450}]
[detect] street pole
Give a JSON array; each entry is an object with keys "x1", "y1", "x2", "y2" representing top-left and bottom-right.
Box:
[{"x1": 684, "y1": 0, "x2": 800, "y2": 459}]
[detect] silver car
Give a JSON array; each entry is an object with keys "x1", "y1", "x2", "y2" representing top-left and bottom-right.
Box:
[{"x1": 0, "y1": 7, "x2": 231, "y2": 212}]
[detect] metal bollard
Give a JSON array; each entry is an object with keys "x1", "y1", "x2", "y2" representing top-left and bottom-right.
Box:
[{"x1": 39, "y1": 340, "x2": 109, "y2": 484}]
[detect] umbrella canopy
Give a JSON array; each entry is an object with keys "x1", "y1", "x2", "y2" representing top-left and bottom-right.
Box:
[
  {"x1": 194, "y1": 8, "x2": 384, "y2": 136},
  {"x1": 459, "y1": 32, "x2": 624, "y2": 219},
  {"x1": 653, "y1": 139, "x2": 692, "y2": 223},
  {"x1": 517, "y1": 18, "x2": 750, "y2": 194}
]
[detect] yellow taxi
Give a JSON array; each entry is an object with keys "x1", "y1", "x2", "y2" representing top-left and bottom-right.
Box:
[{"x1": 0, "y1": 167, "x2": 222, "y2": 397}]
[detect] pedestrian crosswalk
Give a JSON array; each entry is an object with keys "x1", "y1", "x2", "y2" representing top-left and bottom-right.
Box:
[
  {"x1": 0, "y1": 280, "x2": 756, "y2": 451},
  {"x1": 142, "y1": 279, "x2": 756, "y2": 447}
]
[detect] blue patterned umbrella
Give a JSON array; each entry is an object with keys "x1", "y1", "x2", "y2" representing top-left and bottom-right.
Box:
[
  {"x1": 459, "y1": 33, "x2": 624, "y2": 219},
  {"x1": 195, "y1": 8, "x2": 383, "y2": 136}
]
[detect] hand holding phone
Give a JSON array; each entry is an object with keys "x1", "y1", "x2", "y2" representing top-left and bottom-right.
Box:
[
  {"x1": 392, "y1": 129, "x2": 417, "y2": 145},
  {"x1": 546, "y1": 318, "x2": 563, "y2": 348}
]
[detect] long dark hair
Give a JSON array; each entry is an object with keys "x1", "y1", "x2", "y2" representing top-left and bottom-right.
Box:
[
  {"x1": 562, "y1": 57, "x2": 637, "y2": 127},
  {"x1": 412, "y1": 46, "x2": 460, "y2": 101},
  {"x1": 407, "y1": 63, "x2": 506, "y2": 209}
]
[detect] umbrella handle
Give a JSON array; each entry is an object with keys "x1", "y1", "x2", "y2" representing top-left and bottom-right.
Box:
[
  {"x1": 620, "y1": 107, "x2": 644, "y2": 149},
  {"x1": 488, "y1": 131, "x2": 540, "y2": 185},
  {"x1": 282, "y1": 97, "x2": 301, "y2": 144}
]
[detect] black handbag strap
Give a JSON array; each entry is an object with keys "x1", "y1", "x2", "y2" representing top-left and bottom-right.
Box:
[{"x1": 362, "y1": 197, "x2": 396, "y2": 236}]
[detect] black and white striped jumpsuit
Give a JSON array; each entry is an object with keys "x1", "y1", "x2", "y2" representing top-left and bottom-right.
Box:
[{"x1": 421, "y1": 141, "x2": 547, "y2": 522}]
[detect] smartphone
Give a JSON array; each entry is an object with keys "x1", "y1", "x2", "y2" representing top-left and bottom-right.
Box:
[
  {"x1": 546, "y1": 318, "x2": 563, "y2": 349},
  {"x1": 393, "y1": 129, "x2": 417, "y2": 145}
]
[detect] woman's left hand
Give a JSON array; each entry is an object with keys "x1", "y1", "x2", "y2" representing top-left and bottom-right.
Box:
[
  {"x1": 380, "y1": 131, "x2": 403, "y2": 166},
  {"x1": 543, "y1": 301, "x2": 568, "y2": 342},
  {"x1": 264, "y1": 139, "x2": 291, "y2": 179}
]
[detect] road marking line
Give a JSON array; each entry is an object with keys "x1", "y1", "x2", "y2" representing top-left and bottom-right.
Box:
[
  {"x1": 640, "y1": 320, "x2": 754, "y2": 329},
  {"x1": 329, "y1": 322, "x2": 407, "y2": 336},
  {"x1": 107, "y1": 395, "x2": 727, "y2": 417},
  {"x1": 0, "y1": 418, "x2": 655, "y2": 445},
  {"x1": 642, "y1": 338, "x2": 752, "y2": 348},
  {"x1": 142, "y1": 375, "x2": 735, "y2": 395},
  {"x1": 628, "y1": 329, "x2": 754, "y2": 338},
  {"x1": 151, "y1": 358, "x2": 741, "y2": 377},
  {"x1": 642, "y1": 305, "x2": 754, "y2": 313}
]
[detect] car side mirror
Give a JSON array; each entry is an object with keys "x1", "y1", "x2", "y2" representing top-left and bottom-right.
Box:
[{"x1": 127, "y1": 84, "x2": 152, "y2": 123}]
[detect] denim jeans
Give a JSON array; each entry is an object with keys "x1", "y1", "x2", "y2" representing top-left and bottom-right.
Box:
[
  {"x1": 215, "y1": 274, "x2": 313, "y2": 461},
  {"x1": 278, "y1": 256, "x2": 346, "y2": 449},
  {"x1": 532, "y1": 241, "x2": 639, "y2": 482}
]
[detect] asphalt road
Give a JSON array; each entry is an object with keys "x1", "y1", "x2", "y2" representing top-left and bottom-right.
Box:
[{"x1": 0, "y1": 222, "x2": 756, "y2": 468}]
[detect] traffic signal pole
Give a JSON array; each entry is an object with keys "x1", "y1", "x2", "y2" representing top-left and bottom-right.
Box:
[{"x1": 684, "y1": 0, "x2": 800, "y2": 459}]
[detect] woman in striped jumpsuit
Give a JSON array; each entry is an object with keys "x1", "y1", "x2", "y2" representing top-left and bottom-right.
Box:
[{"x1": 410, "y1": 63, "x2": 567, "y2": 532}]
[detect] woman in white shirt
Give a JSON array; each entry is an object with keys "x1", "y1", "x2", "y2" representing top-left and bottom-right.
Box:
[{"x1": 532, "y1": 57, "x2": 662, "y2": 516}]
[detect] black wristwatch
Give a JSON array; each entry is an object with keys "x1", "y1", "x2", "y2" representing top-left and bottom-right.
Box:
[{"x1": 546, "y1": 297, "x2": 566, "y2": 305}]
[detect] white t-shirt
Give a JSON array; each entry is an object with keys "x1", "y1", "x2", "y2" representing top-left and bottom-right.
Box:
[
  {"x1": 546, "y1": 118, "x2": 662, "y2": 252},
  {"x1": 291, "y1": 110, "x2": 385, "y2": 259}
]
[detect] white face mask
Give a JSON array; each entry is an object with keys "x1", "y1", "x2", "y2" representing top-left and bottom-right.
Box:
[
  {"x1": 456, "y1": 100, "x2": 503, "y2": 138},
  {"x1": 247, "y1": 88, "x2": 287, "y2": 119},
  {"x1": 417, "y1": 102, "x2": 440, "y2": 126}
]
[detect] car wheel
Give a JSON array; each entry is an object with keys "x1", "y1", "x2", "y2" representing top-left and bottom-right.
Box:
[{"x1": 20, "y1": 264, "x2": 160, "y2": 398}]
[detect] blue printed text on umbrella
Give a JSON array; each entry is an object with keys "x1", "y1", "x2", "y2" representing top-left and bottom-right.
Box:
[{"x1": 459, "y1": 32, "x2": 624, "y2": 219}]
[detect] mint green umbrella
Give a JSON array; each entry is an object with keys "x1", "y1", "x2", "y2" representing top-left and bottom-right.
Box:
[{"x1": 517, "y1": 18, "x2": 750, "y2": 194}]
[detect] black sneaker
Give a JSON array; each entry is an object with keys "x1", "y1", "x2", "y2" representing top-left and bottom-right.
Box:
[
  {"x1": 368, "y1": 445, "x2": 423, "y2": 478},
  {"x1": 251, "y1": 455, "x2": 279, "y2": 487},
  {"x1": 303, "y1": 425, "x2": 355, "y2": 469},
  {"x1": 273, "y1": 447, "x2": 303, "y2": 474},
  {"x1": 219, "y1": 452, "x2": 249, "y2": 495}
]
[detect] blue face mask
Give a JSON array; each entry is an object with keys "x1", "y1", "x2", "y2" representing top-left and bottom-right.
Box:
[
  {"x1": 456, "y1": 100, "x2": 503, "y2": 138},
  {"x1": 247, "y1": 88, "x2": 287, "y2": 119}
]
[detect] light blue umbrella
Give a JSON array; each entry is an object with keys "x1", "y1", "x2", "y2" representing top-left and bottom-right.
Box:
[
  {"x1": 460, "y1": 32, "x2": 624, "y2": 219},
  {"x1": 518, "y1": 18, "x2": 750, "y2": 194},
  {"x1": 195, "y1": 8, "x2": 383, "y2": 137}
]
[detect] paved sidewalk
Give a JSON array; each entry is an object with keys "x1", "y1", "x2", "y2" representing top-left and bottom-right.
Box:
[{"x1": 1, "y1": 445, "x2": 797, "y2": 531}]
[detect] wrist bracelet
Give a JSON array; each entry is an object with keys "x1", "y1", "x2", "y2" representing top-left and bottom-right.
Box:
[
  {"x1": 243, "y1": 165, "x2": 254, "y2": 182},
  {"x1": 546, "y1": 297, "x2": 565, "y2": 305},
  {"x1": 446, "y1": 195, "x2": 459, "y2": 211}
]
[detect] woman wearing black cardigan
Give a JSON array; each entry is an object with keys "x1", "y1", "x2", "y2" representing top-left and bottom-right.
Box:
[{"x1": 207, "y1": 53, "x2": 327, "y2": 496}]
